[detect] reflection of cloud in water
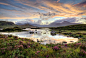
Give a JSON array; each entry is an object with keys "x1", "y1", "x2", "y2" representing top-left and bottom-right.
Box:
[
  {"x1": 30, "y1": 34, "x2": 34, "y2": 37},
  {"x1": 0, "y1": 28, "x2": 78, "y2": 45}
]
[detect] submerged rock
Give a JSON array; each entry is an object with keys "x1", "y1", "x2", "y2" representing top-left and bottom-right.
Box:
[
  {"x1": 70, "y1": 41, "x2": 74, "y2": 42},
  {"x1": 62, "y1": 41, "x2": 67, "y2": 44}
]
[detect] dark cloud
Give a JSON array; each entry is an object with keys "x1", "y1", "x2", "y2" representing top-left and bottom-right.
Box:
[
  {"x1": 74, "y1": 1, "x2": 86, "y2": 7},
  {"x1": 39, "y1": 12, "x2": 56, "y2": 20}
]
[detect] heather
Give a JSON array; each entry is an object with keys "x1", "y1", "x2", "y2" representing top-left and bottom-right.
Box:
[{"x1": 0, "y1": 34, "x2": 86, "y2": 58}]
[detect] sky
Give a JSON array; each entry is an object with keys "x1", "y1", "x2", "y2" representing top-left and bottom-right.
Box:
[{"x1": 0, "y1": 0, "x2": 86, "y2": 25}]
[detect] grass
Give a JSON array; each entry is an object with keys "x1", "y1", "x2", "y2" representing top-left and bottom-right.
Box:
[
  {"x1": 0, "y1": 27, "x2": 26, "y2": 32},
  {"x1": 52, "y1": 30, "x2": 86, "y2": 43},
  {"x1": 49, "y1": 24, "x2": 86, "y2": 58},
  {"x1": 0, "y1": 34, "x2": 86, "y2": 58}
]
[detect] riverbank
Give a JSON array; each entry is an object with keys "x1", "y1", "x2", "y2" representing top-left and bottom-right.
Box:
[{"x1": 0, "y1": 34, "x2": 86, "y2": 58}]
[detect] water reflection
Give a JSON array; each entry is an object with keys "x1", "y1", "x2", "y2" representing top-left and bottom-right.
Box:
[{"x1": 0, "y1": 28, "x2": 78, "y2": 45}]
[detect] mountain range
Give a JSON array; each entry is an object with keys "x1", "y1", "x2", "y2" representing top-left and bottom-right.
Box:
[
  {"x1": 16, "y1": 21, "x2": 80, "y2": 27},
  {"x1": 16, "y1": 17, "x2": 81, "y2": 27},
  {"x1": 0, "y1": 18, "x2": 80, "y2": 28},
  {"x1": 0, "y1": 21, "x2": 35, "y2": 29}
]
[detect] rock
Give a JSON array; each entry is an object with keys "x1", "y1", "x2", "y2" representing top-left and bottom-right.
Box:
[
  {"x1": 37, "y1": 39, "x2": 39, "y2": 42},
  {"x1": 62, "y1": 41, "x2": 67, "y2": 44},
  {"x1": 70, "y1": 41, "x2": 74, "y2": 42}
]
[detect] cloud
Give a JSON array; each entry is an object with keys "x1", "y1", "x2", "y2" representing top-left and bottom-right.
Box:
[
  {"x1": 0, "y1": 2, "x2": 9, "y2": 5},
  {"x1": 0, "y1": 0, "x2": 86, "y2": 20},
  {"x1": 74, "y1": 1, "x2": 86, "y2": 7},
  {"x1": 44, "y1": 0, "x2": 86, "y2": 15},
  {"x1": 57, "y1": 0, "x2": 60, "y2": 3},
  {"x1": 0, "y1": 0, "x2": 25, "y2": 9},
  {"x1": 40, "y1": 12, "x2": 56, "y2": 20},
  {"x1": 14, "y1": 0, "x2": 86, "y2": 20},
  {"x1": 25, "y1": 19, "x2": 34, "y2": 23},
  {"x1": 52, "y1": 17, "x2": 77, "y2": 23}
]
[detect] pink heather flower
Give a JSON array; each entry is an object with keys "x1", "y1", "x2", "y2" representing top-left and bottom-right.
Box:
[
  {"x1": 2, "y1": 51, "x2": 4, "y2": 53},
  {"x1": 14, "y1": 46, "x2": 17, "y2": 48},
  {"x1": 54, "y1": 57, "x2": 56, "y2": 58},
  {"x1": 35, "y1": 51, "x2": 40, "y2": 54},
  {"x1": 19, "y1": 41, "x2": 23, "y2": 44},
  {"x1": 81, "y1": 49, "x2": 83, "y2": 52},
  {"x1": 81, "y1": 49, "x2": 86, "y2": 54},
  {"x1": 7, "y1": 43, "x2": 10, "y2": 45},
  {"x1": 22, "y1": 38, "x2": 24, "y2": 40},
  {"x1": 57, "y1": 45, "x2": 60, "y2": 46},
  {"x1": 27, "y1": 42, "x2": 30, "y2": 45},
  {"x1": 7, "y1": 46, "x2": 12, "y2": 50},
  {"x1": 35, "y1": 53, "x2": 37, "y2": 54},
  {"x1": 46, "y1": 46, "x2": 48, "y2": 48},
  {"x1": 5, "y1": 36, "x2": 8, "y2": 39},
  {"x1": 46, "y1": 55, "x2": 49, "y2": 58},
  {"x1": 37, "y1": 51, "x2": 40, "y2": 53},
  {"x1": 15, "y1": 57, "x2": 18, "y2": 58},
  {"x1": 18, "y1": 45, "x2": 23, "y2": 48},
  {"x1": 65, "y1": 44, "x2": 67, "y2": 46},
  {"x1": 53, "y1": 46, "x2": 59, "y2": 51},
  {"x1": 28, "y1": 40, "x2": 31, "y2": 42},
  {"x1": 85, "y1": 52, "x2": 86, "y2": 54},
  {"x1": 20, "y1": 51, "x2": 22, "y2": 53},
  {"x1": 76, "y1": 43, "x2": 81, "y2": 45},
  {"x1": 1, "y1": 48, "x2": 5, "y2": 50},
  {"x1": 28, "y1": 45, "x2": 30, "y2": 48},
  {"x1": 61, "y1": 46, "x2": 64, "y2": 48}
]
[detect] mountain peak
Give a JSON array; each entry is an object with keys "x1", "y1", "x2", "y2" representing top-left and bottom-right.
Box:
[{"x1": 62, "y1": 21, "x2": 70, "y2": 23}]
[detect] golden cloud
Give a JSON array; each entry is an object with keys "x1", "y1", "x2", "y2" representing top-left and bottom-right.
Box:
[
  {"x1": 0, "y1": 0, "x2": 86, "y2": 19},
  {"x1": 0, "y1": 2, "x2": 9, "y2": 5}
]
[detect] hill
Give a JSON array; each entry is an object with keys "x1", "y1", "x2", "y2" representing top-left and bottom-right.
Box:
[
  {"x1": 0, "y1": 21, "x2": 36, "y2": 29},
  {"x1": 17, "y1": 23, "x2": 37, "y2": 29},
  {"x1": 50, "y1": 24, "x2": 86, "y2": 30},
  {"x1": 0, "y1": 21, "x2": 16, "y2": 29},
  {"x1": 48, "y1": 21, "x2": 79, "y2": 27},
  {"x1": 0, "y1": 21, "x2": 14, "y2": 25},
  {"x1": 34, "y1": 21, "x2": 80, "y2": 27}
]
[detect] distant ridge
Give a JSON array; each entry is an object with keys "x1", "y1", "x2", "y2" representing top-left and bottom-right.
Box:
[
  {"x1": 16, "y1": 23, "x2": 37, "y2": 28},
  {"x1": 62, "y1": 21, "x2": 71, "y2": 23},
  {"x1": 16, "y1": 21, "x2": 80, "y2": 27},
  {"x1": 0, "y1": 21, "x2": 15, "y2": 26},
  {"x1": 37, "y1": 21, "x2": 80, "y2": 27},
  {"x1": 50, "y1": 24, "x2": 86, "y2": 30},
  {"x1": 0, "y1": 21, "x2": 16, "y2": 28}
]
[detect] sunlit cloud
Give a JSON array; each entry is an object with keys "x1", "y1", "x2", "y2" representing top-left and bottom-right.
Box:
[
  {"x1": 0, "y1": 2, "x2": 9, "y2": 5},
  {"x1": 0, "y1": 0, "x2": 86, "y2": 24},
  {"x1": 57, "y1": 0, "x2": 60, "y2": 3}
]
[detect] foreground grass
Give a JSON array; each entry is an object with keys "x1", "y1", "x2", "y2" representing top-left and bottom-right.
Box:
[{"x1": 0, "y1": 34, "x2": 86, "y2": 58}]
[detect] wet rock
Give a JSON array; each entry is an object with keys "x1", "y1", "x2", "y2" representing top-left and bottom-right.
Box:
[
  {"x1": 70, "y1": 41, "x2": 74, "y2": 42},
  {"x1": 51, "y1": 31, "x2": 56, "y2": 35},
  {"x1": 62, "y1": 41, "x2": 67, "y2": 44},
  {"x1": 37, "y1": 39, "x2": 39, "y2": 42},
  {"x1": 29, "y1": 31, "x2": 34, "y2": 34}
]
